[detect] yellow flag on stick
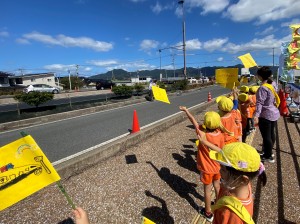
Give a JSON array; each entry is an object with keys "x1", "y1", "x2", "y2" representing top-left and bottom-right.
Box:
[
  {"x1": 238, "y1": 53, "x2": 257, "y2": 68},
  {"x1": 142, "y1": 216, "x2": 156, "y2": 224},
  {"x1": 152, "y1": 86, "x2": 170, "y2": 104},
  {"x1": 215, "y1": 68, "x2": 240, "y2": 89},
  {"x1": 0, "y1": 135, "x2": 60, "y2": 211},
  {"x1": 290, "y1": 24, "x2": 300, "y2": 40}
]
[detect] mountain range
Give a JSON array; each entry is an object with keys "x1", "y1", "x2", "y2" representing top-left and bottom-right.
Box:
[{"x1": 88, "y1": 64, "x2": 279, "y2": 81}]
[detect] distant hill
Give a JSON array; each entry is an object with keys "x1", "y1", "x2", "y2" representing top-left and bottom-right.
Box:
[{"x1": 88, "y1": 65, "x2": 279, "y2": 81}]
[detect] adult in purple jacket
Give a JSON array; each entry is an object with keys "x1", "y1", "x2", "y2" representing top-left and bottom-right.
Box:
[{"x1": 254, "y1": 66, "x2": 280, "y2": 163}]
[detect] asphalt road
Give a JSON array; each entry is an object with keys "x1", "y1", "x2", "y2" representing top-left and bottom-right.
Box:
[{"x1": 0, "y1": 85, "x2": 229, "y2": 163}]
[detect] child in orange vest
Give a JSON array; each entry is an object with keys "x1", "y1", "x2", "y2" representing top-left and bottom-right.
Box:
[
  {"x1": 248, "y1": 86, "x2": 258, "y2": 131},
  {"x1": 238, "y1": 93, "x2": 253, "y2": 142},
  {"x1": 179, "y1": 107, "x2": 225, "y2": 222},
  {"x1": 217, "y1": 95, "x2": 242, "y2": 144},
  {"x1": 195, "y1": 141, "x2": 267, "y2": 224}
]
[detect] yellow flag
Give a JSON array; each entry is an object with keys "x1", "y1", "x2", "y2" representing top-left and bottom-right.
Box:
[
  {"x1": 238, "y1": 53, "x2": 257, "y2": 68},
  {"x1": 152, "y1": 86, "x2": 170, "y2": 104},
  {"x1": 0, "y1": 135, "x2": 60, "y2": 211},
  {"x1": 290, "y1": 24, "x2": 300, "y2": 40},
  {"x1": 215, "y1": 68, "x2": 239, "y2": 89},
  {"x1": 142, "y1": 216, "x2": 156, "y2": 224}
]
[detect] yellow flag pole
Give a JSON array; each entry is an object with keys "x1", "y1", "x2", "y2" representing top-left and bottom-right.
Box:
[
  {"x1": 20, "y1": 131, "x2": 76, "y2": 210},
  {"x1": 57, "y1": 181, "x2": 76, "y2": 209}
]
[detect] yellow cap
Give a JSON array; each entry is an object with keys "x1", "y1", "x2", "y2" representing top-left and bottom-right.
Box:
[
  {"x1": 203, "y1": 111, "x2": 221, "y2": 130},
  {"x1": 249, "y1": 86, "x2": 259, "y2": 93},
  {"x1": 209, "y1": 142, "x2": 260, "y2": 172},
  {"x1": 218, "y1": 97, "x2": 233, "y2": 112},
  {"x1": 216, "y1": 95, "x2": 227, "y2": 103},
  {"x1": 238, "y1": 93, "x2": 249, "y2": 102},
  {"x1": 240, "y1": 85, "x2": 249, "y2": 93}
]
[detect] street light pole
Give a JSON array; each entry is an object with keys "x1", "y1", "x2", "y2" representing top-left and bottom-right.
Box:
[{"x1": 178, "y1": 0, "x2": 187, "y2": 80}]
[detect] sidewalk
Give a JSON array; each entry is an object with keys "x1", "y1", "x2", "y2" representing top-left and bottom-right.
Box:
[{"x1": 0, "y1": 103, "x2": 299, "y2": 223}]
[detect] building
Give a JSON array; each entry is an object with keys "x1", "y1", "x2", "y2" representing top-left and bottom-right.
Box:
[{"x1": 9, "y1": 72, "x2": 62, "y2": 89}]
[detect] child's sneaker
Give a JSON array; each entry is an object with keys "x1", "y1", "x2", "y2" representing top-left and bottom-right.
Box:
[{"x1": 199, "y1": 208, "x2": 214, "y2": 222}]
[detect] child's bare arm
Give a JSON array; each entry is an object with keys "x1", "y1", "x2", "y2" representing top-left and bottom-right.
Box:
[
  {"x1": 197, "y1": 133, "x2": 222, "y2": 152},
  {"x1": 179, "y1": 106, "x2": 199, "y2": 130}
]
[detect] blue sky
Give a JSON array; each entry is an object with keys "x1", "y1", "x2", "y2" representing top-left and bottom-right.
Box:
[{"x1": 1, "y1": 0, "x2": 300, "y2": 77}]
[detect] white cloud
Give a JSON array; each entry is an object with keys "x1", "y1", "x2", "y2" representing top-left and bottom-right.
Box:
[
  {"x1": 225, "y1": 0, "x2": 300, "y2": 24},
  {"x1": 255, "y1": 26, "x2": 277, "y2": 36},
  {"x1": 139, "y1": 39, "x2": 159, "y2": 52},
  {"x1": 16, "y1": 38, "x2": 30, "y2": 44},
  {"x1": 130, "y1": 0, "x2": 146, "y2": 2},
  {"x1": 106, "y1": 61, "x2": 156, "y2": 71},
  {"x1": 217, "y1": 57, "x2": 223, "y2": 62},
  {"x1": 281, "y1": 19, "x2": 300, "y2": 27},
  {"x1": 203, "y1": 38, "x2": 229, "y2": 52},
  {"x1": 21, "y1": 31, "x2": 113, "y2": 52},
  {"x1": 184, "y1": 0, "x2": 229, "y2": 14},
  {"x1": 43, "y1": 64, "x2": 77, "y2": 71},
  {"x1": 222, "y1": 34, "x2": 290, "y2": 53},
  {"x1": 0, "y1": 31, "x2": 9, "y2": 37},
  {"x1": 185, "y1": 39, "x2": 202, "y2": 50},
  {"x1": 87, "y1": 60, "x2": 118, "y2": 67},
  {"x1": 151, "y1": 2, "x2": 174, "y2": 14}
]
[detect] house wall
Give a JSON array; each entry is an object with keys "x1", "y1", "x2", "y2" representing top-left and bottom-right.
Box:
[{"x1": 21, "y1": 74, "x2": 55, "y2": 86}]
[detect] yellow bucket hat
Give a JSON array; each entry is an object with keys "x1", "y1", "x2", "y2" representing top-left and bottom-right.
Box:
[
  {"x1": 209, "y1": 142, "x2": 260, "y2": 172},
  {"x1": 203, "y1": 111, "x2": 221, "y2": 130},
  {"x1": 218, "y1": 97, "x2": 233, "y2": 112},
  {"x1": 240, "y1": 85, "x2": 249, "y2": 93},
  {"x1": 216, "y1": 95, "x2": 227, "y2": 103},
  {"x1": 238, "y1": 93, "x2": 249, "y2": 102},
  {"x1": 249, "y1": 86, "x2": 258, "y2": 94}
]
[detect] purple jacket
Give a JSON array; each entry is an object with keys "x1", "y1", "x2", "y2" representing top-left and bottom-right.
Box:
[{"x1": 254, "y1": 82, "x2": 280, "y2": 121}]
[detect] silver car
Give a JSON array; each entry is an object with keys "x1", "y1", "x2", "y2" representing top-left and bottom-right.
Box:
[{"x1": 23, "y1": 84, "x2": 60, "y2": 94}]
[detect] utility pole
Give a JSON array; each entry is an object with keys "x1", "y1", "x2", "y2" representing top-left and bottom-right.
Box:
[
  {"x1": 68, "y1": 69, "x2": 72, "y2": 90},
  {"x1": 159, "y1": 49, "x2": 162, "y2": 81},
  {"x1": 178, "y1": 0, "x2": 187, "y2": 79}
]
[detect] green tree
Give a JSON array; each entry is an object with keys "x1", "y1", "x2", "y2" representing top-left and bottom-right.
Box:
[
  {"x1": 59, "y1": 76, "x2": 84, "y2": 90},
  {"x1": 14, "y1": 92, "x2": 54, "y2": 108}
]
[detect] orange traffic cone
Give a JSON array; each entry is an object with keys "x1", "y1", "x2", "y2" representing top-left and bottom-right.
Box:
[
  {"x1": 207, "y1": 92, "x2": 212, "y2": 102},
  {"x1": 131, "y1": 110, "x2": 140, "y2": 134}
]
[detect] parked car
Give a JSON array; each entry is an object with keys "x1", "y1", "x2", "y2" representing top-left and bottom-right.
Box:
[
  {"x1": 23, "y1": 84, "x2": 60, "y2": 94},
  {"x1": 96, "y1": 80, "x2": 115, "y2": 90}
]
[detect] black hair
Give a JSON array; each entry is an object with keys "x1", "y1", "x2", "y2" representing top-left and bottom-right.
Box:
[
  {"x1": 257, "y1": 66, "x2": 273, "y2": 84},
  {"x1": 225, "y1": 166, "x2": 267, "y2": 186}
]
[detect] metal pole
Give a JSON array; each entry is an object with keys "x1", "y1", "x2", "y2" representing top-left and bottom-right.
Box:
[
  {"x1": 159, "y1": 49, "x2": 162, "y2": 80},
  {"x1": 68, "y1": 70, "x2": 72, "y2": 90},
  {"x1": 179, "y1": 0, "x2": 187, "y2": 79}
]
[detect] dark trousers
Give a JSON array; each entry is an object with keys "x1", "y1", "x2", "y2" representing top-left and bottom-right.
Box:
[{"x1": 258, "y1": 117, "x2": 276, "y2": 158}]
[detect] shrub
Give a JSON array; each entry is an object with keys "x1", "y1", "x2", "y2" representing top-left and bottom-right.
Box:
[
  {"x1": 171, "y1": 79, "x2": 188, "y2": 91},
  {"x1": 14, "y1": 92, "x2": 54, "y2": 108},
  {"x1": 112, "y1": 85, "x2": 133, "y2": 97},
  {"x1": 133, "y1": 83, "x2": 145, "y2": 95}
]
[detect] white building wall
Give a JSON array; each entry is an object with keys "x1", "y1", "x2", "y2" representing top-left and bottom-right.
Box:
[{"x1": 21, "y1": 74, "x2": 56, "y2": 87}]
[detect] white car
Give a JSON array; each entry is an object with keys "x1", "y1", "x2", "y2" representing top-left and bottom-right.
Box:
[{"x1": 23, "y1": 84, "x2": 60, "y2": 94}]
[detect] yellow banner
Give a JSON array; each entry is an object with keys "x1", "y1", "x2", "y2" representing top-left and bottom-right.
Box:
[
  {"x1": 290, "y1": 24, "x2": 300, "y2": 40},
  {"x1": 215, "y1": 68, "x2": 239, "y2": 89},
  {"x1": 142, "y1": 216, "x2": 156, "y2": 224},
  {"x1": 0, "y1": 135, "x2": 60, "y2": 211},
  {"x1": 152, "y1": 86, "x2": 170, "y2": 104},
  {"x1": 238, "y1": 53, "x2": 257, "y2": 68}
]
